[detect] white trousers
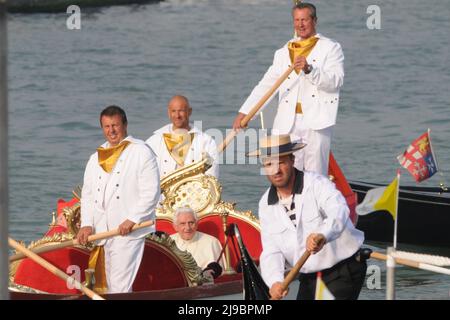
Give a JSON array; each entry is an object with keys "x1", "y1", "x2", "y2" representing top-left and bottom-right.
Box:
[
  {"x1": 104, "y1": 236, "x2": 145, "y2": 293},
  {"x1": 289, "y1": 114, "x2": 333, "y2": 176}
]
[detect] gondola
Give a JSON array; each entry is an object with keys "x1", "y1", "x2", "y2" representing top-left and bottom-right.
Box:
[
  {"x1": 9, "y1": 154, "x2": 357, "y2": 300},
  {"x1": 350, "y1": 180, "x2": 450, "y2": 247}
]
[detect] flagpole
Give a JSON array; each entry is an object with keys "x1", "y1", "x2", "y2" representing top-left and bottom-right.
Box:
[
  {"x1": 393, "y1": 170, "x2": 400, "y2": 249},
  {"x1": 259, "y1": 111, "x2": 265, "y2": 130},
  {"x1": 427, "y1": 128, "x2": 448, "y2": 192},
  {"x1": 427, "y1": 128, "x2": 439, "y2": 171}
]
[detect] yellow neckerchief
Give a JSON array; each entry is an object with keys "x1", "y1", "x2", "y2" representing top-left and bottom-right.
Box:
[
  {"x1": 97, "y1": 140, "x2": 131, "y2": 173},
  {"x1": 288, "y1": 36, "x2": 319, "y2": 74},
  {"x1": 88, "y1": 246, "x2": 108, "y2": 294},
  {"x1": 163, "y1": 132, "x2": 196, "y2": 167}
]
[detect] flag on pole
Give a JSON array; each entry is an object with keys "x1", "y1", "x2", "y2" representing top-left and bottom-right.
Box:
[
  {"x1": 397, "y1": 129, "x2": 438, "y2": 182},
  {"x1": 356, "y1": 175, "x2": 399, "y2": 219},
  {"x1": 315, "y1": 272, "x2": 335, "y2": 300}
]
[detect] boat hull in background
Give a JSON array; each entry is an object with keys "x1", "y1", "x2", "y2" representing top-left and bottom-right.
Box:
[{"x1": 350, "y1": 181, "x2": 450, "y2": 247}]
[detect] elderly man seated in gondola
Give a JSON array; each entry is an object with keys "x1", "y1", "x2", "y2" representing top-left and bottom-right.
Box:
[{"x1": 170, "y1": 207, "x2": 226, "y2": 279}]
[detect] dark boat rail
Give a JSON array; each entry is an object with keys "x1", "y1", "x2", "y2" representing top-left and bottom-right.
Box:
[
  {"x1": 350, "y1": 180, "x2": 450, "y2": 247},
  {"x1": 349, "y1": 180, "x2": 450, "y2": 207},
  {"x1": 349, "y1": 180, "x2": 449, "y2": 194}
]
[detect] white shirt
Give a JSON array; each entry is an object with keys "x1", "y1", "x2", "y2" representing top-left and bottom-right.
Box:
[
  {"x1": 146, "y1": 124, "x2": 219, "y2": 178},
  {"x1": 170, "y1": 231, "x2": 225, "y2": 270},
  {"x1": 258, "y1": 170, "x2": 364, "y2": 288}
]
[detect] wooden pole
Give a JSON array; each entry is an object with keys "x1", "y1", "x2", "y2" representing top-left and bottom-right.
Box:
[
  {"x1": 280, "y1": 250, "x2": 311, "y2": 292},
  {"x1": 9, "y1": 220, "x2": 154, "y2": 262},
  {"x1": 0, "y1": 0, "x2": 8, "y2": 300},
  {"x1": 217, "y1": 65, "x2": 295, "y2": 154},
  {"x1": 8, "y1": 237, "x2": 105, "y2": 300}
]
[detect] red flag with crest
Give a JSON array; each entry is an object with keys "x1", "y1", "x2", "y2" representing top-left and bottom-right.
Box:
[{"x1": 397, "y1": 129, "x2": 438, "y2": 182}]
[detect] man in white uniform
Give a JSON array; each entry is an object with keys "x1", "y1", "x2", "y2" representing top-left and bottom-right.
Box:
[
  {"x1": 234, "y1": 3, "x2": 344, "y2": 175},
  {"x1": 248, "y1": 135, "x2": 366, "y2": 300},
  {"x1": 170, "y1": 207, "x2": 225, "y2": 274},
  {"x1": 147, "y1": 95, "x2": 219, "y2": 178},
  {"x1": 77, "y1": 105, "x2": 160, "y2": 293}
]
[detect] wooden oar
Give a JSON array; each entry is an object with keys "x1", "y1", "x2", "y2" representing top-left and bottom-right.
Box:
[
  {"x1": 217, "y1": 65, "x2": 295, "y2": 153},
  {"x1": 8, "y1": 237, "x2": 105, "y2": 300},
  {"x1": 371, "y1": 251, "x2": 450, "y2": 276},
  {"x1": 9, "y1": 220, "x2": 154, "y2": 262},
  {"x1": 280, "y1": 250, "x2": 311, "y2": 293},
  {"x1": 269, "y1": 250, "x2": 311, "y2": 300}
]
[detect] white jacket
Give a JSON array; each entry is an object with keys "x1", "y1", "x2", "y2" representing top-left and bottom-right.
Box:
[
  {"x1": 80, "y1": 136, "x2": 160, "y2": 242},
  {"x1": 258, "y1": 170, "x2": 364, "y2": 288},
  {"x1": 239, "y1": 34, "x2": 344, "y2": 132},
  {"x1": 146, "y1": 124, "x2": 219, "y2": 178}
]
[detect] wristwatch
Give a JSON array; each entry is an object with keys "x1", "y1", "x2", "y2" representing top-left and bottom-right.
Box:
[{"x1": 305, "y1": 64, "x2": 313, "y2": 74}]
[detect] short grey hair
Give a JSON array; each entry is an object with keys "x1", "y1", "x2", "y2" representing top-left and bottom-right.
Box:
[
  {"x1": 173, "y1": 206, "x2": 198, "y2": 225},
  {"x1": 292, "y1": 2, "x2": 317, "y2": 20}
]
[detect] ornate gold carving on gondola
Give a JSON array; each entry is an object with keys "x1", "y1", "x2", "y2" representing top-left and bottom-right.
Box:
[
  {"x1": 48, "y1": 211, "x2": 57, "y2": 227},
  {"x1": 8, "y1": 232, "x2": 83, "y2": 282},
  {"x1": 160, "y1": 153, "x2": 213, "y2": 191},
  {"x1": 9, "y1": 240, "x2": 26, "y2": 282},
  {"x1": 62, "y1": 202, "x2": 81, "y2": 237},
  {"x1": 213, "y1": 201, "x2": 259, "y2": 228},
  {"x1": 145, "y1": 233, "x2": 209, "y2": 286},
  {"x1": 157, "y1": 154, "x2": 221, "y2": 218},
  {"x1": 72, "y1": 185, "x2": 82, "y2": 200},
  {"x1": 8, "y1": 281, "x2": 50, "y2": 294},
  {"x1": 157, "y1": 153, "x2": 259, "y2": 230}
]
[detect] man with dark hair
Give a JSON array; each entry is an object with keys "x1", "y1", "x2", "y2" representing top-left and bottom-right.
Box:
[
  {"x1": 233, "y1": 2, "x2": 344, "y2": 176},
  {"x1": 99, "y1": 105, "x2": 128, "y2": 126},
  {"x1": 77, "y1": 105, "x2": 160, "y2": 293},
  {"x1": 248, "y1": 135, "x2": 366, "y2": 300}
]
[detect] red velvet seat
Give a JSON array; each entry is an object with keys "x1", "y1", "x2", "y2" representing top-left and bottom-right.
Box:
[{"x1": 13, "y1": 238, "x2": 192, "y2": 294}]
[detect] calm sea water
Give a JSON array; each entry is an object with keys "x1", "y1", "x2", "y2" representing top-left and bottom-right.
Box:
[{"x1": 7, "y1": 0, "x2": 450, "y2": 299}]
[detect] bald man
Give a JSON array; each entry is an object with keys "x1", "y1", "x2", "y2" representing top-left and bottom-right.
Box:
[{"x1": 146, "y1": 95, "x2": 219, "y2": 178}]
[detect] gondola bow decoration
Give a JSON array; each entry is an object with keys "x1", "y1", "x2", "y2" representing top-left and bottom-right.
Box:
[{"x1": 233, "y1": 224, "x2": 270, "y2": 300}]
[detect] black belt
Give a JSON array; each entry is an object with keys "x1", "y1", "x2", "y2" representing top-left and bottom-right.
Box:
[{"x1": 299, "y1": 249, "x2": 365, "y2": 280}]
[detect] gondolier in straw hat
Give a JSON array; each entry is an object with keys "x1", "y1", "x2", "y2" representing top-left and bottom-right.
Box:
[
  {"x1": 77, "y1": 105, "x2": 160, "y2": 293},
  {"x1": 234, "y1": 2, "x2": 344, "y2": 176},
  {"x1": 248, "y1": 135, "x2": 366, "y2": 300}
]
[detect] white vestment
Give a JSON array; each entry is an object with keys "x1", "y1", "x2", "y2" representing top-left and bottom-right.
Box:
[{"x1": 170, "y1": 231, "x2": 225, "y2": 270}]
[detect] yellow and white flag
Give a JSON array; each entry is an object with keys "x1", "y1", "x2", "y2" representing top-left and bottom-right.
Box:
[
  {"x1": 315, "y1": 272, "x2": 335, "y2": 300},
  {"x1": 355, "y1": 175, "x2": 399, "y2": 220}
]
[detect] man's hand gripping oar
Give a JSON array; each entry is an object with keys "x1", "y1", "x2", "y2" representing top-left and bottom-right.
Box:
[
  {"x1": 217, "y1": 65, "x2": 295, "y2": 154},
  {"x1": 270, "y1": 233, "x2": 326, "y2": 300}
]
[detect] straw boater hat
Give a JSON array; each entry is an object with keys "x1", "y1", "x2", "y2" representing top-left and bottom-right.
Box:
[{"x1": 246, "y1": 134, "x2": 306, "y2": 158}]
